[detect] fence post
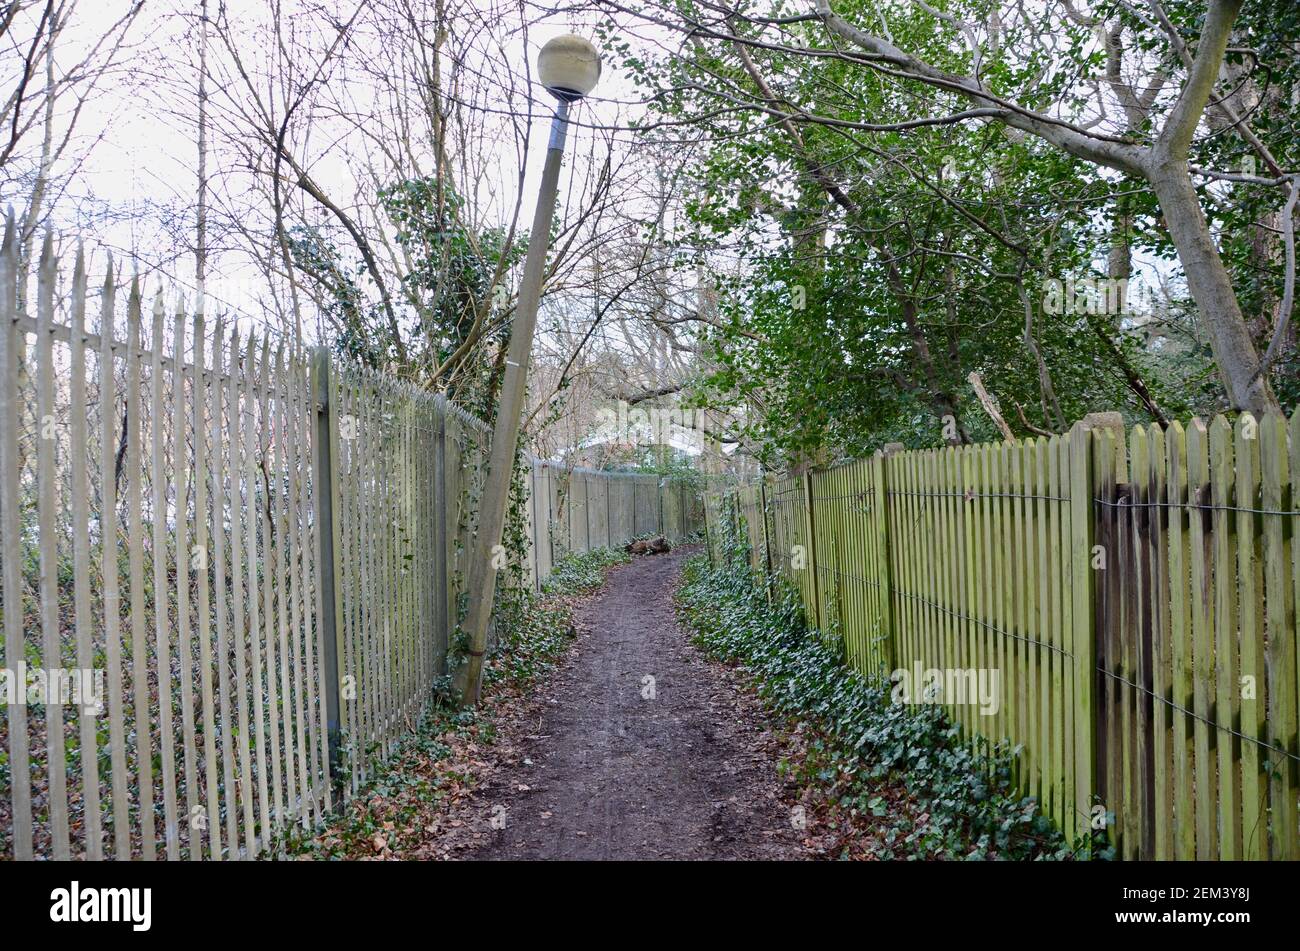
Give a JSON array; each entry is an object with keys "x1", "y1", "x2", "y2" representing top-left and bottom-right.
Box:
[
  {"x1": 873, "y1": 449, "x2": 896, "y2": 674},
  {"x1": 432, "y1": 396, "x2": 450, "y2": 670},
  {"x1": 703, "y1": 490, "x2": 713, "y2": 566},
  {"x1": 529, "y1": 459, "x2": 541, "y2": 588},
  {"x1": 589, "y1": 471, "x2": 596, "y2": 550},
  {"x1": 728, "y1": 486, "x2": 739, "y2": 548},
  {"x1": 632, "y1": 474, "x2": 639, "y2": 537},
  {"x1": 309, "y1": 347, "x2": 343, "y2": 778},
  {"x1": 605, "y1": 471, "x2": 612, "y2": 548},
  {"x1": 657, "y1": 478, "x2": 665, "y2": 538},
  {"x1": 1069, "y1": 421, "x2": 1097, "y2": 847},
  {"x1": 759, "y1": 478, "x2": 774, "y2": 602},
  {"x1": 548, "y1": 465, "x2": 558, "y2": 566},
  {"x1": 802, "y1": 469, "x2": 822, "y2": 630}
]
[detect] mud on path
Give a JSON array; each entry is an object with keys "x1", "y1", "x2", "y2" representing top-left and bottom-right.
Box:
[{"x1": 449, "y1": 546, "x2": 809, "y2": 860}]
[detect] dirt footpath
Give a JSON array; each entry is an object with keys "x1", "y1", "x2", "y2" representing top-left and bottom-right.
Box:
[{"x1": 457, "y1": 547, "x2": 808, "y2": 860}]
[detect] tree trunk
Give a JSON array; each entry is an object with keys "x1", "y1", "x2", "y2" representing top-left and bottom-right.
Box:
[
  {"x1": 1103, "y1": 200, "x2": 1168, "y2": 425},
  {"x1": 900, "y1": 299, "x2": 968, "y2": 443},
  {"x1": 1147, "y1": 161, "x2": 1279, "y2": 415}
]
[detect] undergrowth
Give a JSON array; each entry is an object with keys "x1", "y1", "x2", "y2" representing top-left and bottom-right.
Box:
[
  {"x1": 677, "y1": 553, "x2": 1096, "y2": 860},
  {"x1": 283, "y1": 545, "x2": 629, "y2": 859}
]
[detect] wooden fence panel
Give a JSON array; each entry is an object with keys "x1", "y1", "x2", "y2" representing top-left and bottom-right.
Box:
[
  {"x1": 1219, "y1": 417, "x2": 1250, "y2": 858},
  {"x1": 660, "y1": 480, "x2": 679, "y2": 542},
  {"x1": 573, "y1": 471, "x2": 590, "y2": 554},
  {"x1": 808, "y1": 469, "x2": 837, "y2": 645},
  {"x1": 533, "y1": 461, "x2": 553, "y2": 585},
  {"x1": 703, "y1": 413, "x2": 1300, "y2": 860},
  {"x1": 523, "y1": 464, "x2": 685, "y2": 586},
  {"x1": 763, "y1": 474, "x2": 815, "y2": 621},
  {"x1": 1261, "y1": 413, "x2": 1296, "y2": 858},
  {"x1": 593, "y1": 474, "x2": 612, "y2": 549}
]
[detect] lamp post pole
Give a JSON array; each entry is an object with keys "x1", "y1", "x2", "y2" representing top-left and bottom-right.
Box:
[{"x1": 457, "y1": 38, "x2": 599, "y2": 704}]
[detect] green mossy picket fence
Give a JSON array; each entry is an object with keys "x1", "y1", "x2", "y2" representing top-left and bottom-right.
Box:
[{"x1": 705, "y1": 417, "x2": 1300, "y2": 860}]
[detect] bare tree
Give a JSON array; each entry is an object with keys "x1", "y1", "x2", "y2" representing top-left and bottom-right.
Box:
[{"x1": 0, "y1": 0, "x2": 142, "y2": 272}]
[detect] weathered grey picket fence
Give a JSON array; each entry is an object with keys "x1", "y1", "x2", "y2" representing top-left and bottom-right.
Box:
[{"x1": 0, "y1": 229, "x2": 702, "y2": 860}]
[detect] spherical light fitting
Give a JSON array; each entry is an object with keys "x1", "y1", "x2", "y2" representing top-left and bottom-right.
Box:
[{"x1": 538, "y1": 35, "x2": 601, "y2": 102}]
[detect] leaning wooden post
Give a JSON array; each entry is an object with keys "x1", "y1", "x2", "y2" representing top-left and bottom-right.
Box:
[
  {"x1": 1069, "y1": 420, "x2": 1097, "y2": 849},
  {"x1": 310, "y1": 348, "x2": 343, "y2": 779}
]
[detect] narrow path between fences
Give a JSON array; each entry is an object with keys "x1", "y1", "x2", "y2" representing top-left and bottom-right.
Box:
[{"x1": 455, "y1": 547, "x2": 807, "y2": 860}]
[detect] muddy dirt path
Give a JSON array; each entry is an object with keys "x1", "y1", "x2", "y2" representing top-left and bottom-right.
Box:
[{"x1": 459, "y1": 547, "x2": 808, "y2": 860}]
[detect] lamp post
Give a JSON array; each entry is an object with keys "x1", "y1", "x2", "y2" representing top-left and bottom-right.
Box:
[{"x1": 456, "y1": 35, "x2": 601, "y2": 704}]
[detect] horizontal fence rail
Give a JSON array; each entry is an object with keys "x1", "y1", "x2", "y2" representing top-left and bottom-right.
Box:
[
  {"x1": 0, "y1": 233, "x2": 704, "y2": 860},
  {"x1": 705, "y1": 415, "x2": 1300, "y2": 860}
]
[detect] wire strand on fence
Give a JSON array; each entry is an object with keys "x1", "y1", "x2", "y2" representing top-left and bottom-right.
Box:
[
  {"x1": 1094, "y1": 496, "x2": 1300, "y2": 518},
  {"x1": 815, "y1": 562, "x2": 882, "y2": 588},
  {"x1": 1096, "y1": 664, "x2": 1300, "y2": 765},
  {"x1": 892, "y1": 588, "x2": 1073, "y2": 657},
  {"x1": 887, "y1": 489, "x2": 1070, "y2": 503}
]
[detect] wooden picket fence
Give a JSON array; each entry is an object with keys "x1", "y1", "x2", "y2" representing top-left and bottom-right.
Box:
[
  {"x1": 0, "y1": 229, "x2": 703, "y2": 861},
  {"x1": 525, "y1": 460, "x2": 700, "y2": 585},
  {"x1": 705, "y1": 416, "x2": 1300, "y2": 860}
]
